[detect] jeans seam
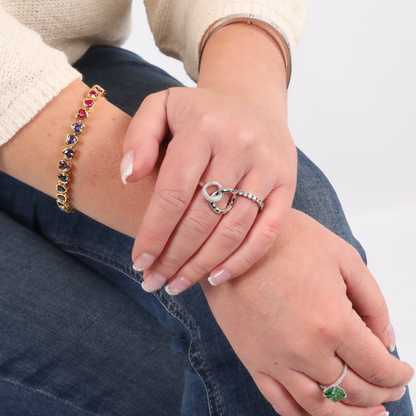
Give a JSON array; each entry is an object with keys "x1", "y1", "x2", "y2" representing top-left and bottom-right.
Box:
[
  {"x1": 0, "y1": 376, "x2": 100, "y2": 416},
  {"x1": 53, "y1": 239, "x2": 224, "y2": 416},
  {"x1": 153, "y1": 290, "x2": 223, "y2": 416},
  {"x1": 51, "y1": 238, "x2": 135, "y2": 269}
]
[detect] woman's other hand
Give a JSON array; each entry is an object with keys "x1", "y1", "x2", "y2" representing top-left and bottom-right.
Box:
[
  {"x1": 123, "y1": 22, "x2": 297, "y2": 294},
  {"x1": 202, "y1": 209, "x2": 413, "y2": 416}
]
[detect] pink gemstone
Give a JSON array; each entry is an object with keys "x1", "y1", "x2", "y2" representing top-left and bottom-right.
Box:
[
  {"x1": 89, "y1": 89, "x2": 99, "y2": 98},
  {"x1": 76, "y1": 108, "x2": 88, "y2": 120},
  {"x1": 95, "y1": 85, "x2": 104, "y2": 93},
  {"x1": 84, "y1": 99, "x2": 94, "y2": 109}
]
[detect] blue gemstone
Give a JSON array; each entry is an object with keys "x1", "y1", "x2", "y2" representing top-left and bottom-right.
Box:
[
  {"x1": 66, "y1": 134, "x2": 78, "y2": 146},
  {"x1": 57, "y1": 184, "x2": 66, "y2": 193},
  {"x1": 58, "y1": 173, "x2": 68, "y2": 183}
]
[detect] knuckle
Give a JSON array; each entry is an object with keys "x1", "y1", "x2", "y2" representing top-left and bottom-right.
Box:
[
  {"x1": 256, "y1": 219, "x2": 280, "y2": 246},
  {"x1": 216, "y1": 221, "x2": 247, "y2": 247},
  {"x1": 155, "y1": 254, "x2": 182, "y2": 275},
  {"x1": 182, "y1": 211, "x2": 214, "y2": 238},
  {"x1": 139, "y1": 224, "x2": 166, "y2": 247},
  {"x1": 142, "y1": 91, "x2": 161, "y2": 108},
  {"x1": 186, "y1": 260, "x2": 210, "y2": 277},
  {"x1": 343, "y1": 386, "x2": 368, "y2": 404},
  {"x1": 238, "y1": 252, "x2": 257, "y2": 272},
  {"x1": 308, "y1": 403, "x2": 336, "y2": 416},
  {"x1": 154, "y1": 188, "x2": 188, "y2": 215},
  {"x1": 235, "y1": 129, "x2": 256, "y2": 150},
  {"x1": 367, "y1": 359, "x2": 395, "y2": 384}
]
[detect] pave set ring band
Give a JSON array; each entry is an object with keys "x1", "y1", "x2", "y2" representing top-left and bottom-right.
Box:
[
  {"x1": 201, "y1": 181, "x2": 264, "y2": 215},
  {"x1": 319, "y1": 363, "x2": 348, "y2": 403}
]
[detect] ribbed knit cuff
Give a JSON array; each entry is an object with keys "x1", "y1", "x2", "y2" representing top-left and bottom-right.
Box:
[{"x1": 0, "y1": 63, "x2": 81, "y2": 146}]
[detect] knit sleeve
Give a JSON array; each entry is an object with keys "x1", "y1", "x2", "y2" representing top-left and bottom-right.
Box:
[
  {"x1": 0, "y1": 6, "x2": 81, "y2": 146},
  {"x1": 143, "y1": 0, "x2": 308, "y2": 82}
]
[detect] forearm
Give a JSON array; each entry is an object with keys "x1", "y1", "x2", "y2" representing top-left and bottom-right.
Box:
[{"x1": 0, "y1": 80, "x2": 157, "y2": 238}]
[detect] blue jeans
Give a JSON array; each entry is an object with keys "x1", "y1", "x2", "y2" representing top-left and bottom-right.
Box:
[{"x1": 0, "y1": 46, "x2": 412, "y2": 416}]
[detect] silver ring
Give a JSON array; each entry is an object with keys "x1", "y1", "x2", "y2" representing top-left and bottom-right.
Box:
[
  {"x1": 201, "y1": 181, "x2": 264, "y2": 215},
  {"x1": 319, "y1": 363, "x2": 348, "y2": 402}
]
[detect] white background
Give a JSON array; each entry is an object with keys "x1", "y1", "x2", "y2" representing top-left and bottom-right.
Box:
[{"x1": 124, "y1": 0, "x2": 416, "y2": 405}]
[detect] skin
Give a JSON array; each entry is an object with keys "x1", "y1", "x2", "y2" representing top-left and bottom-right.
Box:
[
  {"x1": 0, "y1": 26, "x2": 413, "y2": 416},
  {"x1": 124, "y1": 23, "x2": 297, "y2": 292}
]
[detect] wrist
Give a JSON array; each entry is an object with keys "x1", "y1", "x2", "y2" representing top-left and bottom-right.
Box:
[
  {"x1": 0, "y1": 80, "x2": 158, "y2": 237},
  {"x1": 198, "y1": 22, "x2": 287, "y2": 102}
]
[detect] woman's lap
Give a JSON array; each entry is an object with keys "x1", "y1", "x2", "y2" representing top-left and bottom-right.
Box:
[{"x1": 0, "y1": 46, "x2": 412, "y2": 415}]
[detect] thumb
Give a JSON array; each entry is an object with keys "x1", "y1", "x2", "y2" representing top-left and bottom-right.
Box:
[
  {"x1": 341, "y1": 255, "x2": 395, "y2": 352},
  {"x1": 121, "y1": 90, "x2": 169, "y2": 184}
]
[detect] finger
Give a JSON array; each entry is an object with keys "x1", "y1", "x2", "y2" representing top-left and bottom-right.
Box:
[
  {"x1": 140, "y1": 185, "x2": 221, "y2": 289},
  {"x1": 206, "y1": 183, "x2": 294, "y2": 285},
  {"x1": 280, "y1": 368, "x2": 388, "y2": 416},
  {"x1": 164, "y1": 195, "x2": 258, "y2": 294},
  {"x1": 303, "y1": 358, "x2": 406, "y2": 407},
  {"x1": 340, "y1": 254, "x2": 394, "y2": 351},
  {"x1": 337, "y1": 310, "x2": 414, "y2": 387},
  {"x1": 142, "y1": 160, "x2": 251, "y2": 292},
  {"x1": 162, "y1": 169, "x2": 284, "y2": 294},
  {"x1": 165, "y1": 180, "x2": 292, "y2": 293},
  {"x1": 250, "y1": 371, "x2": 310, "y2": 416},
  {"x1": 122, "y1": 91, "x2": 169, "y2": 184},
  {"x1": 131, "y1": 135, "x2": 211, "y2": 278}
]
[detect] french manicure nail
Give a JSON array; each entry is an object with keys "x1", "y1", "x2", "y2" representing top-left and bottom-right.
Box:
[
  {"x1": 386, "y1": 323, "x2": 396, "y2": 352},
  {"x1": 165, "y1": 277, "x2": 193, "y2": 296},
  {"x1": 121, "y1": 150, "x2": 135, "y2": 185},
  {"x1": 393, "y1": 387, "x2": 406, "y2": 402},
  {"x1": 142, "y1": 272, "x2": 167, "y2": 292},
  {"x1": 375, "y1": 412, "x2": 389, "y2": 416},
  {"x1": 133, "y1": 253, "x2": 155, "y2": 272},
  {"x1": 208, "y1": 269, "x2": 233, "y2": 286}
]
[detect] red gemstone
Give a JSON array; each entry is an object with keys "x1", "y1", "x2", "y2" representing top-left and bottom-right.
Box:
[
  {"x1": 84, "y1": 99, "x2": 94, "y2": 109},
  {"x1": 76, "y1": 108, "x2": 88, "y2": 120},
  {"x1": 89, "y1": 89, "x2": 99, "y2": 98},
  {"x1": 95, "y1": 85, "x2": 104, "y2": 93}
]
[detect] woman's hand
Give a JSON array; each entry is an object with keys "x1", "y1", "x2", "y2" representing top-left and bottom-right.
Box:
[
  {"x1": 202, "y1": 209, "x2": 413, "y2": 416},
  {"x1": 123, "y1": 23, "x2": 297, "y2": 294}
]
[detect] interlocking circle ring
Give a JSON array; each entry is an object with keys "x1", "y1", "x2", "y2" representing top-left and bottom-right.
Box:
[
  {"x1": 319, "y1": 363, "x2": 348, "y2": 402},
  {"x1": 202, "y1": 182, "x2": 236, "y2": 214},
  {"x1": 202, "y1": 181, "x2": 264, "y2": 215}
]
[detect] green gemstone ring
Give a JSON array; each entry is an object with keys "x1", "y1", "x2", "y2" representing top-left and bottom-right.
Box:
[{"x1": 319, "y1": 363, "x2": 348, "y2": 403}]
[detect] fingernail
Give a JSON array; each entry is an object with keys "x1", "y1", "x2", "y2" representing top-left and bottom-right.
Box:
[
  {"x1": 393, "y1": 387, "x2": 406, "y2": 402},
  {"x1": 375, "y1": 412, "x2": 389, "y2": 416},
  {"x1": 121, "y1": 150, "x2": 135, "y2": 185},
  {"x1": 133, "y1": 253, "x2": 155, "y2": 272},
  {"x1": 208, "y1": 269, "x2": 233, "y2": 286},
  {"x1": 142, "y1": 272, "x2": 167, "y2": 292},
  {"x1": 386, "y1": 323, "x2": 396, "y2": 352},
  {"x1": 165, "y1": 277, "x2": 193, "y2": 296}
]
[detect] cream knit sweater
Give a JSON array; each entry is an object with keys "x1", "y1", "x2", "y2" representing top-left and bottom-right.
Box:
[{"x1": 0, "y1": 0, "x2": 307, "y2": 146}]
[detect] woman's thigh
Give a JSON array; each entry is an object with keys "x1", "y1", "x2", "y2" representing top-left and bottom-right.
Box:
[
  {"x1": 0, "y1": 211, "x2": 186, "y2": 415},
  {"x1": 0, "y1": 46, "x2": 412, "y2": 415}
]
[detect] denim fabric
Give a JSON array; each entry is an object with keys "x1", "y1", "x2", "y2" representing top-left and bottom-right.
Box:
[{"x1": 0, "y1": 46, "x2": 413, "y2": 416}]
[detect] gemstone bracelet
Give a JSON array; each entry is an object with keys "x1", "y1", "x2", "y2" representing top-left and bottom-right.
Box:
[{"x1": 56, "y1": 85, "x2": 106, "y2": 213}]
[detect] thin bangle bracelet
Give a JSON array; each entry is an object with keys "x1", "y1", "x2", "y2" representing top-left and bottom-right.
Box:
[{"x1": 199, "y1": 13, "x2": 292, "y2": 89}]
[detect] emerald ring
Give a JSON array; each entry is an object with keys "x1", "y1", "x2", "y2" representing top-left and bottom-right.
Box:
[{"x1": 319, "y1": 363, "x2": 348, "y2": 402}]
